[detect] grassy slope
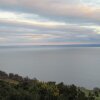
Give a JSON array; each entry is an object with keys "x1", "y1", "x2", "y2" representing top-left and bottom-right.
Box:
[
  {"x1": 80, "y1": 87, "x2": 100, "y2": 100},
  {"x1": 0, "y1": 78, "x2": 19, "y2": 84}
]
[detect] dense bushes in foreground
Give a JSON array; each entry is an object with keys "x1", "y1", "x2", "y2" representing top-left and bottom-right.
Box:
[{"x1": 0, "y1": 70, "x2": 99, "y2": 100}]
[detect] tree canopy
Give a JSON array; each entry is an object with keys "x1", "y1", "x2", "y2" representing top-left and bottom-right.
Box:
[{"x1": 0, "y1": 70, "x2": 99, "y2": 100}]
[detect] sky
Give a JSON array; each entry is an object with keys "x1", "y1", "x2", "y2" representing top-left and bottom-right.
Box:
[{"x1": 0, "y1": 0, "x2": 100, "y2": 45}]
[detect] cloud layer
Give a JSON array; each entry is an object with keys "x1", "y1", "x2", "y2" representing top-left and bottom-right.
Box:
[{"x1": 0, "y1": 0, "x2": 100, "y2": 45}]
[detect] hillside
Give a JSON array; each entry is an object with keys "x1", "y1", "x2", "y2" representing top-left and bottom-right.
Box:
[{"x1": 0, "y1": 70, "x2": 100, "y2": 100}]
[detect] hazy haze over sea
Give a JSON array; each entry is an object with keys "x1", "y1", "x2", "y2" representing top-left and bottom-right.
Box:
[{"x1": 0, "y1": 46, "x2": 100, "y2": 89}]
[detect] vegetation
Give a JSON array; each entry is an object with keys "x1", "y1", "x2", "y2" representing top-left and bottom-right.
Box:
[{"x1": 0, "y1": 70, "x2": 100, "y2": 100}]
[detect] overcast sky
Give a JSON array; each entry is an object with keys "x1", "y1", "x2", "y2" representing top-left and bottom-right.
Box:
[{"x1": 0, "y1": 0, "x2": 100, "y2": 45}]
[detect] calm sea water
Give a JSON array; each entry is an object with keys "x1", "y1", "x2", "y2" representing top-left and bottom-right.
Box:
[{"x1": 0, "y1": 46, "x2": 100, "y2": 89}]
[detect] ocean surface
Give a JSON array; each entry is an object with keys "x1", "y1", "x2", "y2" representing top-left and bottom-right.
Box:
[{"x1": 0, "y1": 46, "x2": 100, "y2": 89}]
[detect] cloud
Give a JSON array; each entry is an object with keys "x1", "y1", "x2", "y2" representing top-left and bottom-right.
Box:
[
  {"x1": 0, "y1": 0, "x2": 100, "y2": 45},
  {"x1": 0, "y1": 0, "x2": 99, "y2": 24}
]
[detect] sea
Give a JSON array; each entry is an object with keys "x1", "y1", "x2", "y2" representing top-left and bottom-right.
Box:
[{"x1": 0, "y1": 45, "x2": 100, "y2": 89}]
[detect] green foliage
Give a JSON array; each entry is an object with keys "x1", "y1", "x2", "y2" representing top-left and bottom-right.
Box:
[{"x1": 0, "y1": 70, "x2": 97, "y2": 100}]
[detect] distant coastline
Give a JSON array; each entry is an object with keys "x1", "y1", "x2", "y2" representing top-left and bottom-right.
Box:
[{"x1": 0, "y1": 44, "x2": 100, "y2": 49}]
